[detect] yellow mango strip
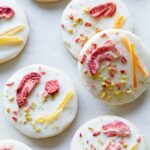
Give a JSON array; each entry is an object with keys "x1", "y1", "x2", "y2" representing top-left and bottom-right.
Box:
[
  {"x1": 121, "y1": 36, "x2": 149, "y2": 77},
  {"x1": 0, "y1": 36, "x2": 23, "y2": 45},
  {"x1": 130, "y1": 43, "x2": 138, "y2": 89},
  {"x1": 36, "y1": 91, "x2": 74, "y2": 125},
  {"x1": 0, "y1": 24, "x2": 25, "y2": 36},
  {"x1": 130, "y1": 144, "x2": 138, "y2": 150},
  {"x1": 114, "y1": 15, "x2": 125, "y2": 29}
]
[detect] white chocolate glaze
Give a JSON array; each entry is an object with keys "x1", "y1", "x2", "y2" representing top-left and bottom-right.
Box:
[
  {"x1": 61, "y1": 0, "x2": 133, "y2": 59},
  {"x1": 0, "y1": 140, "x2": 32, "y2": 150},
  {"x1": 71, "y1": 116, "x2": 147, "y2": 150},
  {"x1": 0, "y1": 0, "x2": 29, "y2": 63},
  {"x1": 78, "y1": 29, "x2": 150, "y2": 105},
  {"x1": 3, "y1": 65, "x2": 78, "y2": 138}
]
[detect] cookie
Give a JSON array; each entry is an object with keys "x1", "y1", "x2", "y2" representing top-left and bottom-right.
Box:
[
  {"x1": 3, "y1": 65, "x2": 78, "y2": 138},
  {"x1": 71, "y1": 116, "x2": 147, "y2": 150},
  {"x1": 78, "y1": 29, "x2": 150, "y2": 105},
  {"x1": 0, "y1": 0, "x2": 29, "y2": 63},
  {"x1": 61, "y1": 0, "x2": 132, "y2": 59},
  {"x1": 0, "y1": 140, "x2": 32, "y2": 150}
]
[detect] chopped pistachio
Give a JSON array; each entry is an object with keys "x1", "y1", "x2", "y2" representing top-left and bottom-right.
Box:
[
  {"x1": 8, "y1": 96, "x2": 14, "y2": 101},
  {"x1": 35, "y1": 128, "x2": 41, "y2": 133},
  {"x1": 6, "y1": 108, "x2": 11, "y2": 113},
  {"x1": 68, "y1": 29, "x2": 74, "y2": 34},
  {"x1": 83, "y1": 7, "x2": 89, "y2": 13},
  {"x1": 98, "y1": 140, "x2": 104, "y2": 145},
  {"x1": 101, "y1": 91, "x2": 107, "y2": 98}
]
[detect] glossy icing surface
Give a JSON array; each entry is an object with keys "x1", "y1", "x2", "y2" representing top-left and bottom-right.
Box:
[
  {"x1": 61, "y1": 0, "x2": 132, "y2": 59},
  {"x1": 0, "y1": 0, "x2": 29, "y2": 63},
  {"x1": 78, "y1": 29, "x2": 150, "y2": 105},
  {"x1": 0, "y1": 140, "x2": 32, "y2": 150},
  {"x1": 3, "y1": 65, "x2": 78, "y2": 138},
  {"x1": 71, "y1": 116, "x2": 147, "y2": 150}
]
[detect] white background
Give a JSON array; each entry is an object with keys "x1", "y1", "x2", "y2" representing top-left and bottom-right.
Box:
[{"x1": 0, "y1": 0, "x2": 150, "y2": 149}]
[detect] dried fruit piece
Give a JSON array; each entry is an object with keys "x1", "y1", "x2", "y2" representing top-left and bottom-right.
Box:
[
  {"x1": 104, "y1": 141, "x2": 122, "y2": 150},
  {"x1": 45, "y1": 80, "x2": 60, "y2": 95},
  {"x1": 114, "y1": 15, "x2": 125, "y2": 29},
  {"x1": 36, "y1": 91, "x2": 73, "y2": 125},
  {"x1": 88, "y1": 41, "x2": 122, "y2": 75},
  {"x1": 130, "y1": 43, "x2": 138, "y2": 89},
  {"x1": 102, "y1": 120, "x2": 131, "y2": 137},
  {"x1": 121, "y1": 36, "x2": 149, "y2": 77},
  {"x1": 79, "y1": 54, "x2": 86, "y2": 64},
  {"x1": 0, "y1": 36, "x2": 23, "y2": 45},
  {"x1": 16, "y1": 72, "x2": 41, "y2": 108},
  {"x1": 88, "y1": 2, "x2": 116, "y2": 19},
  {"x1": 0, "y1": 7, "x2": 15, "y2": 19},
  {"x1": 0, "y1": 24, "x2": 25, "y2": 36}
]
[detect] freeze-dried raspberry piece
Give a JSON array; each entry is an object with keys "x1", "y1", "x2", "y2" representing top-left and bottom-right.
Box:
[
  {"x1": 16, "y1": 72, "x2": 41, "y2": 108},
  {"x1": 88, "y1": 2, "x2": 116, "y2": 19},
  {"x1": 45, "y1": 80, "x2": 60, "y2": 95},
  {"x1": 102, "y1": 121, "x2": 131, "y2": 137},
  {"x1": 79, "y1": 54, "x2": 86, "y2": 64},
  {"x1": 104, "y1": 141, "x2": 122, "y2": 150},
  {"x1": 88, "y1": 41, "x2": 122, "y2": 75},
  {"x1": 0, "y1": 7, "x2": 15, "y2": 19}
]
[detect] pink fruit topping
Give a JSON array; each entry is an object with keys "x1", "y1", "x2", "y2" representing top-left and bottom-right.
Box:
[
  {"x1": 88, "y1": 2, "x2": 117, "y2": 19},
  {"x1": 16, "y1": 72, "x2": 41, "y2": 108},
  {"x1": 102, "y1": 120, "x2": 131, "y2": 137},
  {"x1": 0, "y1": 7, "x2": 15, "y2": 19},
  {"x1": 104, "y1": 141, "x2": 122, "y2": 150},
  {"x1": 88, "y1": 40, "x2": 122, "y2": 75},
  {"x1": 45, "y1": 80, "x2": 60, "y2": 95}
]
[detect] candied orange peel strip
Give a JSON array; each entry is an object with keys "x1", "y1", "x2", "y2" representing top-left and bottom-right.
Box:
[
  {"x1": 0, "y1": 24, "x2": 25, "y2": 36},
  {"x1": 114, "y1": 15, "x2": 125, "y2": 29},
  {"x1": 0, "y1": 36, "x2": 23, "y2": 45},
  {"x1": 121, "y1": 36, "x2": 148, "y2": 77},
  {"x1": 130, "y1": 43, "x2": 138, "y2": 89},
  {"x1": 36, "y1": 91, "x2": 74, "y2": 125}
]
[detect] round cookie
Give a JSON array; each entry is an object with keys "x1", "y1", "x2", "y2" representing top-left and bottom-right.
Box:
[
  {"x1": 71, "y1": 116, "x2": 147, "y2": 150},
  {"x1": 78, "y1": 29, "x2": 150, "y2": 105},
  {"x1": 0, "y1": 0, "x2": 29, "y2": 63},
  {"x1": 3, "y1": 65, "x2": 78, "y2": 138},
  {"x1": 61, "y1": 0, "x2": 133, "y2": 59},
  {"x1": 0, "y1": 140, "x2": 32, "y2": 150}
]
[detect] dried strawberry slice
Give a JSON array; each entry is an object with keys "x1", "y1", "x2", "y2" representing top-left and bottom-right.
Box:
[
  {"x1": 102, "y1": 120, "x2": 131, "y2": 137},
  {"x1": 88, "y1": 41, "x2": 122, "y2": 75},
  {"x1": 88, "y1": 2, "x2": 117, "y2": 19},
  {"x1": 104, "y1": 141, "x2": 122, "y2": 150},
  {"x1": 45, "y1": 80, "x2": 60, "y2": 95},
  {"x1": 16, "y1": 72, "x2": 41, "y2": 108},
  {"x1": 0, "y1": 7, "x2": 15, "y2": 19}
]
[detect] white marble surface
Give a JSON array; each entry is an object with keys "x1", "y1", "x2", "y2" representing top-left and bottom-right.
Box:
[{"x1": 0, "y1": 0, "x2": 150, "y2": 149}]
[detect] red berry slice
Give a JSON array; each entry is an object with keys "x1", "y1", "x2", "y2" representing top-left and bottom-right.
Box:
[
  {"x1": 45, "y1": 80, "x2": 60, "y2": 95},
  {"x1": 0, "y1": 7, "x2": 15, "y2": 19},
  {"x1": 88, "y1": 2, "x2": 117, "y2": 19},
  {"x1": 88, "y1": 41, "x2": 122, "y2": 75},
  {"x1": 16, "y1": 72, "x2": 41, "y2": 108},
  {"x1": 102, "y1": 120, "x2": 131, "y2": 137}
]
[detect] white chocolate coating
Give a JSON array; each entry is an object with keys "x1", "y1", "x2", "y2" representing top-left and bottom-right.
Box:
[
  {"x1": 0, "y1": 0, "x2": 29, "y2": 63},
  {"x1": 78, "y1": 29, "x2": 150, "y2": 105},
  {"x1": 61, "y1": 0, "x2": 133, "y2": 59},
  {"x1": 3, "y1": 65, "x2": 78, "y2": 138},
  {"x1": 71, "y1": 116, "x2": 147, "y2": 150},
  {"x1": 0, "y1": 140, "x2": 32, "y2": 150}
]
